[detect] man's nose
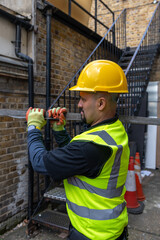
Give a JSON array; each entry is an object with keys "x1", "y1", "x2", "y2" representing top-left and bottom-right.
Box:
[{"x1": 78, "y1": 99, "x2": 82, "y2": 108}]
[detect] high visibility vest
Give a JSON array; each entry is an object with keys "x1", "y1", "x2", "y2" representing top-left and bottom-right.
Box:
[{"x1": 64, "y1": 119, "x2": 130, "y2": 240}]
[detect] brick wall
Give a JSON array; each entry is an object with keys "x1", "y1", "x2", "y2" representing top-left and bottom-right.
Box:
[
  {"x1": 89, "y1": 0, "x2": 157, "y2": 47},
  {"x1": 0, "y1": 66, "x2": 29, "y2": 233}
]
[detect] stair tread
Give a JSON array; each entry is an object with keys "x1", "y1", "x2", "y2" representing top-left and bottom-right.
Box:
[
  {"x1": 44, "y1": 187, "x2": 66, "y2": 202},
  {"x1": 32, "y1": 210, "x2": 70, "y2": 230},
  {"x1": 124, "y1": 48, "x2": 157, "y2": 56},
  {"x1": 120, "y1": 61, "x2": 152, "y2": 67},
  {"x1": 121, "y1": 53, "x2": 155, "y2": 61},
  {"x1": 124, "y1": 66, "x2": 151, "y2": 72}
]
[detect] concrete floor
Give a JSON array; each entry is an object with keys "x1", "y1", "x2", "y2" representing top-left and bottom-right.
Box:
[{"x1": 0, "y1": 169, "x2": 160, "y2": 240}]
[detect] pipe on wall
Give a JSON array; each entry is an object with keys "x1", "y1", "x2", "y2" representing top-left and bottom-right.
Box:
[
  {"x1": 15, "y1": 23, "x2": 34, "y2": 219},
  {"x1": 0, "y1": 8, "x2": 33, "y2": 31},
  {"x1": 45, "y1": 8, "x2": 52, "y2": 189}
]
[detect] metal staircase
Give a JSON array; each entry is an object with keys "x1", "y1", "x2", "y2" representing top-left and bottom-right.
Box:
[
  {"x1": 117, "y1": 2, "x2": 160, "y2": 124},
  {"x1": 27, "y1": 2, "x2": 160, "y2": 236},
  {"x1": 118, "y1": 45, "x2": 159, "y2": 119}
]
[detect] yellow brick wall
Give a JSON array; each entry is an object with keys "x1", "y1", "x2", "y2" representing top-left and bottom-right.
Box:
[{"x1": 89, "y1": 0, "x2": 157, "y2": 47}]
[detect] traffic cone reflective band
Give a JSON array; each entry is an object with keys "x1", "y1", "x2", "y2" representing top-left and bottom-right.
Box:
[
  {"x1": 125, "y1": 156, "x2": 140, "y2": 208},
  {"x1": 125, "y1": 156, "x2": 144, "y2": 214},
  {"x1": 134, "y1": 152, "x2": 145, "y2": 201}
]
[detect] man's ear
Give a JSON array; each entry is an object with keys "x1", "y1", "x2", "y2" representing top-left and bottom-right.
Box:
[{"x1": 98, "y1": 97, "x2": 106, "y2": 111}]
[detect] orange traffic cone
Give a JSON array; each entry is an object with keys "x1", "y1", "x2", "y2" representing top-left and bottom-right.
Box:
[
  {"x1": 125, "y1": 156, "x2": 144, "y2": 214},
  {"x1": 134, "y1": 152, "x2": 145, "y2": 201}
]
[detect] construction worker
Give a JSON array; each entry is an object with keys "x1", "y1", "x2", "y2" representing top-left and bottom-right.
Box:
[{"x1": 26, "y1": 60, "x2": 130, "y2": 240}]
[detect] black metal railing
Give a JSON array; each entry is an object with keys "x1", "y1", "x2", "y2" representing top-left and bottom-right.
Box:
[
  {"x1": 117, "y1": 2, "x2": 160, "y2": 123},
  {"x1": 49, "y1": 8, "x2": 126, "y2": 136},
  {"x1": 68, "y1": 0, "x2": 114, "y2": 36}
]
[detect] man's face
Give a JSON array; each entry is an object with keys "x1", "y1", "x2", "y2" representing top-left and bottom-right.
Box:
[{"x1": 78, "y1": 92, "x2": 98, "y2": 126}]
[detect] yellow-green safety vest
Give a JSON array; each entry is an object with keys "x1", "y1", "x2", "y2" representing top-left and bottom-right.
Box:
[{"x1": 64, "y1": 119, "x2": 130, "y2": 240}]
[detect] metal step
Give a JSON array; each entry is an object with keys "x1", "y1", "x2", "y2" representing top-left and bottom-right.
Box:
[
  {"x1": 120, "y1": 53, "x2": 155, "y2": 61},
  {"x1": 120, "y1": 55, "x2": 133, "y2": 61},
  {"x1": 124, "y1": 66, "x2": 151, "y2": 74},
  {"x1": 120, "y1": 60, "x2": 153, "y2": 68},
  {"x1": 44, "y1": 187, "x2": 66, "y2": 202},
  {"x1": 31, "y1": 210, "x2": 70, "y2": 231},
  {"x1": 124, "y1": 47, "x2": 157, "y2": 56}
]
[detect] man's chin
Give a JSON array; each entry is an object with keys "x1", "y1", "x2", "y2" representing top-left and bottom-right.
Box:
[{"x1": 81, "y1": 115, "x2": 87, "y2": 124}]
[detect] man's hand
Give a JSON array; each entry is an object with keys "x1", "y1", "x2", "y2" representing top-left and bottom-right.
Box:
[
  {"x1": 26, "y1": 107, "x2": 46, "y2": 130},
  {"x1": 48, "y1": 107, "x2": 67, "y2": 131}
]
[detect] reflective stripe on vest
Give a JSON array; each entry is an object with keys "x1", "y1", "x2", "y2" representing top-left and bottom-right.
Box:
[
  {"x1": 66, "y1": 198, "x2": 126, "y2": 220},
  {"x1": 68, "y1": 130, "x2": 124, "y2": 198}
]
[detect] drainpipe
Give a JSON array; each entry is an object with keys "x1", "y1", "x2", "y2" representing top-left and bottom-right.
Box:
[
  {"x1": 45, "y1": 8, "x2": 52, "y2": 189},
  {"x1": 15, "y1": 23, "x2": 34, "y2": 219},
  {"x1": 15, "y1": 24, "x2": 34, "y2": 107}
]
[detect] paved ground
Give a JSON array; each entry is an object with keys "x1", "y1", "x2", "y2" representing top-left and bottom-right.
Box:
[{"x1": 0, "y1": 169, "x2": 160, "y2": 240}]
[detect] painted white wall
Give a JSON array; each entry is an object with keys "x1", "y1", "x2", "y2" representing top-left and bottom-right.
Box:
[
  {"x1": 0, "y1": 17, "x2": 27, "y2": 58},
  {"x1": 0, "y1": 0, "x2": 35, "y2": 61},
  {"x1": 145, "y1": 125, "x2": 157, "y2": 169},
  {"x1": 0, "y1": 0, "x2": 32, "y2": 18},
  {"x1": 145, "y1": 82, "x2": 158, "y2": 169}
]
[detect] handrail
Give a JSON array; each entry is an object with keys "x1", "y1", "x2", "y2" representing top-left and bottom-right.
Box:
[
  {"x1": 49, "y1": 8, "x2": 126, "y2": 109},
  {"x1": 99, "y1": 0, "x2": 114, "y2": 15},
  {"x1": 125, "y1": 2, "x2": 160, "y2": 75},
  {"x1": 68, "y1": 0, "x2": 114, "y2": 33},
  {"x1": 70, "y1": 0, "x2": 109, "y2": 30}
]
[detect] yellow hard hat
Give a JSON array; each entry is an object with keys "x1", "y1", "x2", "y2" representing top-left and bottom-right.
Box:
[{"x1": 69, "y1": 60, "x2": 128, "y2": 93}]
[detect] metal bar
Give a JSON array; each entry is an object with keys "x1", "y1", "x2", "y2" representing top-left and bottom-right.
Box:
[
  {"x1": 45, "y1": 8, "x2": 52, "y2": 189},
  {"x1": 112, "y1": 12, "x2": 115, "y2": 45},
  {"x1": 71, "y1": 0, "x2": 109, "y2": 30},
  {"x1": 68, "y1": 0, "x2": 71, "y2": 16},
  {"x1": 95, "y1": 0, "x2": 97, "y2": 33},
  {"x1": 98, "y1": 0, "x2": 114, "y2": 15},
  {"x1": 1, "y1": 109, "x2": 160, "y2": 126}
]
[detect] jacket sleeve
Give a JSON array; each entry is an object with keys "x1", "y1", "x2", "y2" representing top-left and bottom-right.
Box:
[
  {"x1": 27, "y1": 129, "x2": 48, "y2": 174},
  {"x1": 27, "y1": 129, "x2": 112, "y2": 181},
  {"x1": 52, "y1": 129, "x2": 71, "y2": 147}
]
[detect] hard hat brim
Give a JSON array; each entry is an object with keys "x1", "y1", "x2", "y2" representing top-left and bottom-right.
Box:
[
  {"x1": 69, "y1": 85, "x2": 128, "y2": 93},
  {"x1": 69, "y1": 85, "x2": 95, "y2": 92}
]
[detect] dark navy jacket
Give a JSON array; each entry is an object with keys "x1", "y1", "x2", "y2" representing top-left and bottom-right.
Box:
[{"x1": 27, "y1": 116, "x2": 118, "y2": 181}]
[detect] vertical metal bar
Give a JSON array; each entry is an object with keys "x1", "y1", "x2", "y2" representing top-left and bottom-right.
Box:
[
  {"x1": 104, "y1": 38, "x2": 106, "y2": 59},
  {"x1": 64, "y1": 91, "x2": 66, "y2": 106},
  {"x1": 69, "y1": 84, "x2": 71, "y2": 112},
  {"x1": 124, "y1": 9, "x2": 126, "y2": 50},
  {"x1": 95, "y1": 0, "x2": 97, "y2": 33},
  {"x1": 37, "y1": 173, "x2": 40, "y2": 202},
  {"x1": 68, "y1": 0, "x2": 71, "y2": 16},
  {"x1": 128, "y1": 75, "x2": 130, "y2": 116},
  {"x1": 112, "y1": 12, "x2": 115, "y2": 46},
  {"x1": 45, "y1": 8, "x2": 52, "y2": 189},
  {"x1": 69, "y1": 84, "x2": 71, "y2": 136},
  {"x1": 102, "y1": 41, "x2": 104, "y2": 59},
  {"x1": 28, "y1": 64, "x2": 34, "y2": 219},
  {"x1": 98, "y1": 44, "x2": 100, "y2": 58},
  {"x1": 74, "y1": 77, "x2": 76, "y2": 113}
]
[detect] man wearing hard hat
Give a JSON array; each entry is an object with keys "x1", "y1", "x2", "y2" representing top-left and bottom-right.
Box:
[{"x1": 26, "y1": 60, "x2": 130, "y2": 240}]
